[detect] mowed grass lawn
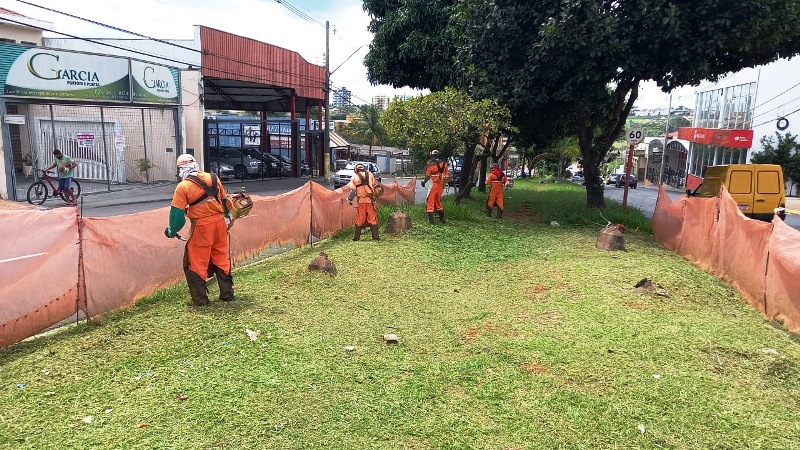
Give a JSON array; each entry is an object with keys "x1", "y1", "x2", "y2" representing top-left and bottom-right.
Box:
[{"x1": 2, "y1": 180, "x2": 799, "y2": 449}]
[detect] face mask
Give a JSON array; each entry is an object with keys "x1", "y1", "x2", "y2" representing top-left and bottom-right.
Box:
[{"x1": 179, "y1": 162, "x2": 200, "y2": 180}]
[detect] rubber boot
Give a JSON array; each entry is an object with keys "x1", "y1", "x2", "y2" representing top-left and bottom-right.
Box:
[
  {"x1": 485, "y1": 205, "x2": 492, "y2": 217},
  {"x1": 213, "y1": 266, "x2": 235, "y2": 302},
  {"x1": 496, "y1": 208, "x2": 504, "y2": 219},
  {"x1": 184, "y1": 268, "x2": 209, "y2": 306},
  {"x1": 427, "y1": 212, "x2": 435, "y2": 224},
  {"x1": 437, "y1": 210, "x2": 446, "y2": 223},
  {"x1": 370, "y1": 224, "x2": 380, "y2": 240},
  {"x1": 353, "y1": 226, "x2": 362, "y2": 241}
]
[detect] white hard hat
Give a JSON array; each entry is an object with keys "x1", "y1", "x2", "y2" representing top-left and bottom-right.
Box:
[
  {"x1": 176, "y1": 154, "x2": 196, "y2": 167},
  {"x1": 430, "y1": 150, "x2": 440, "y2": 156}
]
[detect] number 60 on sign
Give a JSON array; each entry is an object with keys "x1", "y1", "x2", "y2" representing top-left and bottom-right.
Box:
[{"x1": 625, "y1": 126, "x2": 645, "y2": 145}]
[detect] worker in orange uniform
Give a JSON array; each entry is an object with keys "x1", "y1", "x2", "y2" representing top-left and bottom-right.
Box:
[
  {"x1": 421, "y1": 150, "x2": 449, "y2": 224},
  {"x1": 347, "y1": 163, "x2": 380, "y2": 241},
  {"x1": 165, "y1": 154, "x2": 235, "y2": 306},
  {"x1": 486, "y1": 162, "x2": 509, "y2": 219}
]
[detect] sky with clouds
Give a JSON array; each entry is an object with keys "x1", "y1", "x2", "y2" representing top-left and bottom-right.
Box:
[{"x1": 3, "y1": 0, "x2": 696, "y2": 109}]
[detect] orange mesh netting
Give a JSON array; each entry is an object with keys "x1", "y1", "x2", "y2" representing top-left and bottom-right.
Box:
[
  {"x1": 652, "y1": 185, "x2": 800, "y2": 331},
  {"x1": 1, "y1": 208, "x2": 81, "y2": 348},
  {"x1": 1, "y1": 180, "x2": 416, "y2": 348}
]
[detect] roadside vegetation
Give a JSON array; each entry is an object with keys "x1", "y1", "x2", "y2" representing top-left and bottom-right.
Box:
[{"x1": 2, "y1": 179, "x2": 799, "y2": 449}]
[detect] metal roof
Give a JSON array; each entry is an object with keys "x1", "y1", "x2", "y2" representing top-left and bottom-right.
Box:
[{"x1": 199, "y1": 26, "x2": 325, "y2": 112}]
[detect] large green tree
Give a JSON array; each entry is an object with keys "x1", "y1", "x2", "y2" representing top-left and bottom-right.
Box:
[
  {"x1": 363, "y1": 0, "x2": 800, "y2": 207},
  {"x1": 382, "y1": 87, "x2": 515, "y2": 200},
  {"x1": 752, "y1": 132, "x2": 800, "y2": 196}
]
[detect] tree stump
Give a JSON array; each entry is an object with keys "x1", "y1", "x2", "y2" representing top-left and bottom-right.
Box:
[
  {"x1": 385, "y1": 210, "x2": 411, "y2": 233},
  {"x1": 596, "y1": 227, "x2": 626, "y2": 251}
]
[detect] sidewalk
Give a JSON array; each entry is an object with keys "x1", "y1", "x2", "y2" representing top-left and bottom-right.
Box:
[{"x1": 77, "y1": 176, "x2": 328, "y2": 210}]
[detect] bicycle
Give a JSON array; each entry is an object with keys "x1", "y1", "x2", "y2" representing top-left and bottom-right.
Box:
[{"x1": 26, "y1": 169, "x2": 82, "y2": 205}]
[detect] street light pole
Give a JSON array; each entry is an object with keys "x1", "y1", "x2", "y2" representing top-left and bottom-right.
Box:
[
  {"x1": 658, "y1": 93, "x2": 672, "y2": 185},
  {"x1": 324, "y1": 20, "x2": 331, "y2": 179}
]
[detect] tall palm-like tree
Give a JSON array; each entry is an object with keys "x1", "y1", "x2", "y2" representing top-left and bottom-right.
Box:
[{"x1": 353, "y1": 104, "x2": 386, "y2": 157}]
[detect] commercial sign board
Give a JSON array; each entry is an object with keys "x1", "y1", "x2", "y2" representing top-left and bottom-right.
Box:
[
  {"x1": 4, "y1": 47, "x2": 130, "y2": 101},
  {"x1": 130, "y1": 60, "x2": 179, "y2": 104},
  {"x1": 0, "y1": 43, "x2": 180, "y2": 105},
  {"x1": 677, "y1": 127, "x2": 754, "y2": 149}
]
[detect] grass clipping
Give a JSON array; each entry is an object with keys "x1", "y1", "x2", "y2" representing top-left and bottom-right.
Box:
[{"x1": 1, "y1": 180, "x2": 799, "y2": 449}]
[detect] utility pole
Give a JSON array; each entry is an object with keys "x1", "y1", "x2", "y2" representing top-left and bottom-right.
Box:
[
  {"x1": 658, "y1": 93, "x2": 672, "y2": 185},
  {"x1": 324, "y1": 21, "x2": 331, "y2": 179}
]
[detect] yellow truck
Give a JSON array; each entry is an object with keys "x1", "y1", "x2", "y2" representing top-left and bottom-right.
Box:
[{"x1": 687, "y1": 164, "x2": 787, "y2": 221}]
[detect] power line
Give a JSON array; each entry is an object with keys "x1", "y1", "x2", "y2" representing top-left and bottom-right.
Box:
[
  {"x1": 272, "y1": 0, "x2": 324, "y2": 26},
  {"x1": 14, "y1": 0, "x2": 325, "y2": 81},
  {"x1": 1, "y1": 15, "x2": 327, "y2": 96}
]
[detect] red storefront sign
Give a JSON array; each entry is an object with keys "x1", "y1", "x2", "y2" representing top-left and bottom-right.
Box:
[{"x1": 677, "y1": 127, "x2": 754, "y2": 148}]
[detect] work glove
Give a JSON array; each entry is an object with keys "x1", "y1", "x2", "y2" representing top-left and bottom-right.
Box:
[
  {"x1": 164, "y1": 227, "x2": 175, "y2": 238},
  {"x1": 421, "y1": 181, "x2": 426, "y2": 187}
]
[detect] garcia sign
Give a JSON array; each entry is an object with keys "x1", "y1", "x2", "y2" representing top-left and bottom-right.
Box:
[
  {"x1": 0, "y1": 43, "x2": 181, "y2": 104},
  {"x1": 4, "y1": 47, "x2": 130, "y2": 101},
  {"x1": 131, "y1": 60, "x2": 179, "y2": 104}
]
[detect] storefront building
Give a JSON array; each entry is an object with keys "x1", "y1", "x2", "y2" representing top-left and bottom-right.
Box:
[
  {"x1": 0, "y1": 41, "x2": 182, "y2": 200},
  {"x1": 680, "y1": 56, "x2": 800, "y2": 192}
]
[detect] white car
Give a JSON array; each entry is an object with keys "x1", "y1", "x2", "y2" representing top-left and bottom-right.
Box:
[{"x1": 332, "y1": 161, "x2": 382, "y2": 188}]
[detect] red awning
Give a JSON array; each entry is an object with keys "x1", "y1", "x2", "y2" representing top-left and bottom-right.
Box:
[{"x1": 677, "y1": 127, "x2": 754, "y2": 148}]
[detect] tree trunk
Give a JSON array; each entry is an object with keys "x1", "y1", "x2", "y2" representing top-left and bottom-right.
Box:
[
  {"x1": 455, "y1": 146, "x2": 477, "y2": 203},
  {"x1": 477, "y1": 154, "x2": 489, "y2": 192},
  {"x1": 577, "y1": 125, "x2": 606, "y2": 209}
]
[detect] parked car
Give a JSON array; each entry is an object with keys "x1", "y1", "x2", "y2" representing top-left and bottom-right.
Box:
[
  {"x1": 606, "y1": 174, "x2": 620, "y2": 185},
  {"x1": 615, "y1": 174, "x2": 638, "y2": 189},
  {"x1": 209, "y1": 147, "x2": 265, "y2": 179},
  {"x1": 237, "y1": 147, "x2": 287, "y2": 177},
  {"x1": 447, "y1": 156, "x2": 478, "y2": 187},
  {"x1": 571, "y1": 173, "x2": 585, "y2": 184},
  {"x1": 209, "y1": 160, "x2": 235, "y2": 180},
  {"x1": 332, "y1": 161, "x2": 382, "y2": 188}
]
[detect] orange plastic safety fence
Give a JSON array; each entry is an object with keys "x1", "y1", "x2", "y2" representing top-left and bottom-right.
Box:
[
  {"x1": 652, "y1": 185, "x2": 800, "y2": 332},
  {"x1": 1, "y1": 180, "x2": 416, "y2": 349}
]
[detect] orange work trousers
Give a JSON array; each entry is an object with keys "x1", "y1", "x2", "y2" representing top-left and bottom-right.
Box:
[
  {"x1": 185, "y1": 218, "x2": 230, "y2": 278},
  {"x1": 487, "y1": 185, "x2": 504, "y2": 209},
  {"x1": 426, "y1": 182, "x2": 444, "y2": 212},
  {"x1": 356, "y1": 201, "x2": 377, "y2": 226}
]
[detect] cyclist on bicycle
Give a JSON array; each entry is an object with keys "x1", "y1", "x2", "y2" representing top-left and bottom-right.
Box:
[{"x1": 44, "y1": 149, "x2": 77, "y2": 204}]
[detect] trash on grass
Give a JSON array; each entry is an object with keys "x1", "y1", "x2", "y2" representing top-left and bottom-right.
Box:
[
  {"x1": 343, "y1": 345, "x2": 356, "y2": 352},
  {"x1": 638, "y1": 424, "x2": 646, "y2": 434},
  {"x1": 246, "y1": 329, "x2": 261, "y2": 342},
  {"x1": 550, "y1": 221, "x2": 560, "y2": 227},
  {"x1": 82, "y1": 416, "x2": 93, "y2": 424}
]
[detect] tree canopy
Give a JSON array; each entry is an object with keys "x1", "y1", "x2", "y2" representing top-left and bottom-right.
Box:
[
  {"x1": 382, "y1": 87, "x2": 515, "y2": 200},
  {"x1": 751, "y1": 132, "x2": 800, "y2": 196},
  {"x1": 363, "y1": 0, "x2": 800, "y2": 207}
]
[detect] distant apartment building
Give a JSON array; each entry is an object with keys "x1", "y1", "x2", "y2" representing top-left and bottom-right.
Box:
[
  {"x1": 333, "y1": 87, "x2": 351, "y2": 108},
  {"x1": 372, "y1": 95, "x2": 389, "y2": 111}
]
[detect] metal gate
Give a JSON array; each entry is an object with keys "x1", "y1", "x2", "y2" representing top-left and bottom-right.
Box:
[{"x1": 10, "y1": 102, "x2": 180, "y2": 199}]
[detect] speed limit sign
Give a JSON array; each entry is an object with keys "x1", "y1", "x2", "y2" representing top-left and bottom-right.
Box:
[{"x1": 625, "y1": 126, "x2": 645, "y2": 145}]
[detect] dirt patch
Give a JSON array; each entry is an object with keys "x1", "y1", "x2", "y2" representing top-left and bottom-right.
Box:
[
  {"x1": 461, "y1": 324, "x2": 518, "y2": 343},
  {"x1": 0, "y1": 199, "x2": 34, "y2": 210},
  {"x1": 530, "y1": 284, "x2": 551, "y2": 294},
  {"x1": 508, "y1": 206, "x2": 530, "y2": 222},
  {"x1": 521, "y1": 362, "x2": 548, "y2": 374}
]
